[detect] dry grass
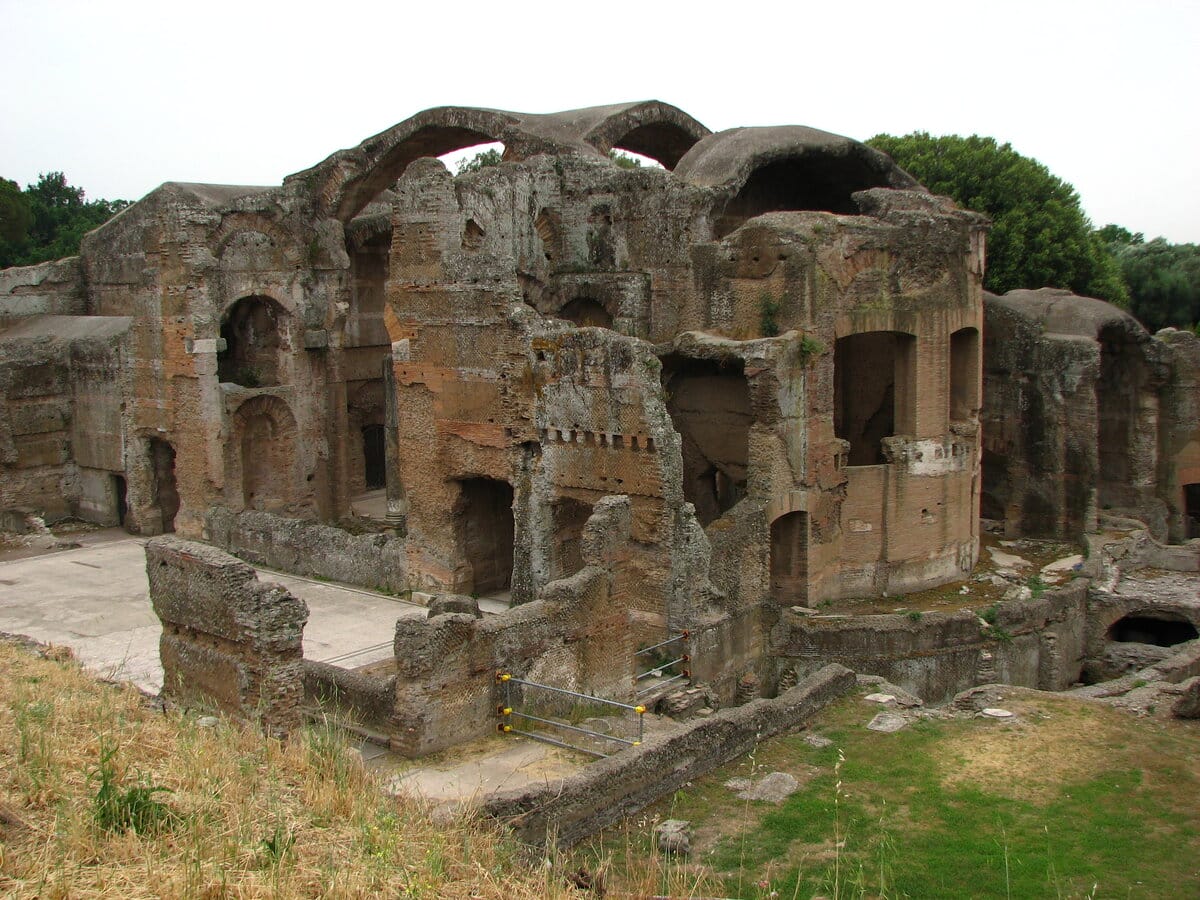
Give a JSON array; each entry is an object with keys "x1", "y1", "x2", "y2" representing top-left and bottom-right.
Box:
[
  {"x1": 933, "y1": 689, "x2": 1134, "y2": 803},
  {"x1": 0, "y1": 636, "x2": 584, "y2": 899}
]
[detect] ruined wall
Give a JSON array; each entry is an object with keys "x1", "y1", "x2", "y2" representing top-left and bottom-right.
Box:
[
  {"x1": 389, "y1": 496, "x2": 638, "y2": 756},
  {"x1": 383, "y1": 156, "x2": 711, "y2": 630},
  {"x1": 483, "y1": 663, "x2": 856, "y2": 849},
  {"x1": 0, "y1": 258, "x2": 85, "y2": 324},
  {"x1": 146, "y1": 536, "x2": 308, "y2": 736},
  {"x1": 1155, "y1": 329, "x2": 1200, "y2": 542},
  {"x1": 205, "y1": 506, "x2": 408, "y2": 594},
  {"x1": 771, "y1": 580, "x2": 1089, "y2": 702},
  {"x1": 982, "y1": 289, "x2": 1181, "y2": 541},
  {"x1": 687, "y1": 190, "x2": 985, "y2": 604},
  {"x1": 0, "y1": 316, "x2": 130, "y2": 522}
]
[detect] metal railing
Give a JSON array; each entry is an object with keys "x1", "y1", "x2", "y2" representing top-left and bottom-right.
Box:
[
  {"x1": 495, "y1": 672, "x2": 645, "y2": 758},
  {"x1": 634, "y1": 631, "x2": 691, "y2": 696}
]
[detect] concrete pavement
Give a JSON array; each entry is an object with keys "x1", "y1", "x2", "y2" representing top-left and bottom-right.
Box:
[{"x1": 0, "y1": 530, "x2": 427, "y2": 694}]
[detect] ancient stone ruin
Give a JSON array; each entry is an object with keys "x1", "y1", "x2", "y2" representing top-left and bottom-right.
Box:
[{"x1": 2, "y1": 103, "x2": 1198, "y2": 772}]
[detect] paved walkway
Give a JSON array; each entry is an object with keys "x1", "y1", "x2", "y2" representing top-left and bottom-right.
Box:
[{"x1": 0, "y1": 531, "x2": 426, "y2": 694}]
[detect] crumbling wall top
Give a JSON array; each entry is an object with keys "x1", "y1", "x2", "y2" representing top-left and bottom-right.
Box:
[
  {"x1": 985, "y1": 288, "x2": 1147, "y2": 342},
  {"x1": 286, "y1": 101, "x2": 710, "y2": 222}
]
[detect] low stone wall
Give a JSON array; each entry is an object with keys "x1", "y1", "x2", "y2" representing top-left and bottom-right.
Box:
[
  {"x1": 205, "y1": 506, "x2": 409, "y2": 595},
  {"x1": 1084, "y1": 519, "x2": 1200, "y2": 578},
  {"x1": 146, "y1": 536, "x2": 308, "y2": 736},
  {"x1": 303, "y1": 660, "x2": 397, "y2": 734},
  {"x1": 772, "y1": 581, "x2": 1089, "y2": 703},
  {"x1": 482, "y1": 663, "x2": 856, "y2": 849}
]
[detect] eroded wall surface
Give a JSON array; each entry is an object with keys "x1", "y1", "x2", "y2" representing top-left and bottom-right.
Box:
[
  {"x1": 147, "y1": 536, "x2": 308, "y2": 736},
  {"x1": 983, "y1": 289, "x2": 1199, "y2": 541}
]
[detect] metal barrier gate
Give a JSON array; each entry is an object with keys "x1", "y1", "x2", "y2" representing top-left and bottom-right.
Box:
[
  {"x1": 495, "y1": 672, "x2": 645, "y2": 758},
  {"x1": 634, "y1": 630, "x2": 690, "y2": 697}
]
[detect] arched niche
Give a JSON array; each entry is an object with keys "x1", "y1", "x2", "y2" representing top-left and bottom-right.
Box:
[
  {"x1": 230, "y1": 395, "x2": 298, "y2": 511},
  {"x1": 218, "y1": 295, "x2": 290, "y2": 388}
]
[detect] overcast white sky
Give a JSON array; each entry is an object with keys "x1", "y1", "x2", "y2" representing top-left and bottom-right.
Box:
[{"x1": 2, "y1": 0, "x2": 1197, "y2": 242}]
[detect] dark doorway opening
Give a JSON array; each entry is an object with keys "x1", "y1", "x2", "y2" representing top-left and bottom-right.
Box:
[
  {"x1": 362, "y1": 424, "x2": 386, "y2": 490},
  {"x1": 1108, "y1": 615, "x2": 1199, "y2": 647},
  {"x1": 770, "y1": 512, "x2": 808, "y2": 604},
  {"x1": 661, "y1": 355, "x2": 752, "y2": 526},
  {"x1": 834, "y1": 331, "x2": 914, "y2": 466},
  {"x1": 980, "y1": 448, "x2": 1008, "y2": 522},
  {"x1": 456, "y1": 478, "x2": 515, "y2": 594},
  {"x1": 112, "y1": 475, "x2": 128, "y2": 527},
  {"x1": 1185, "y1": 483, "x2": 1200, "y2": 539},
  {"x1": 148, "y1": 438, "x2": 179, "y2": 533},
  {"x1": 550, "y1": 497, "x2": 592, "y2": 580}
]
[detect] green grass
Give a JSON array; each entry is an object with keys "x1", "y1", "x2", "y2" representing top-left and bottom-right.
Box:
[{"x1": 582, "y1": 690, "x2": 1200, "y2": 898}]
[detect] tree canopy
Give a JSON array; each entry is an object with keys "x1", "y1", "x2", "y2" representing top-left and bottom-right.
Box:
[
  {"x1": 1099, "y1": 226, "x2": 1200, "y2": 332},
  {"x1": 0, "y1": 172, "x2": 129, "y2": 268},
  {"x1": 867, "y1": 133, "x2": 1128, "y2": 305}
]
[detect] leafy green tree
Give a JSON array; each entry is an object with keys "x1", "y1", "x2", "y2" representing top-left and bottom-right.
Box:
[
  {"x1": 1102, "y1": 229, "x2": 1200, "y2": 331},
  {"x1": 455, "y1": 148, "x2": 503, "y2": 175},
  {"x1": 0, "y1": 172, "x2": 128, "y2": 268},
  {"x1": 0, "y1": 178, "x2": 33, "y2": 268},
  {"x1": 608, "y1": 149, "x2": 642, "y2": 169},
  {"x1": 867, "y1": 133, "x2": 1128, "y2": 305}
]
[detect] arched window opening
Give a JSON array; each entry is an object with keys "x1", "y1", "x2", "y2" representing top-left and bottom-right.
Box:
[
  {"x1": 770, "y1": 512, "x2": 809, "y2": 605},
  {"x1": 558, "y1": 298, "x2": 613, "y2": 329},
  {"x1": 551, "y1": 496, "x2": 592, "y2": 580},
  {"x1": 835, "y1": 331, "x2": 916, "y2": 466},
  {"x1": 714, "y1": 153, "x2": 893, "y2": 239},
  {"x1": 1107, "y1": 614, "x2": 1199, "y2": 647},
  {"x1": 455, "y1": 477, "x2": 515, "y2": 595},
  {"x1": 950, "y1": 327, "x2": 980, "y2": 422},
  {"x1": 1185, "y1": 483, "x2": 1200, "y2": 539},
  {"x1": 218, "y1": 296, "x2": 287, "y2": 387},
  {"x1": 148, "y1": 438, "x2": 179, "y2": 533},
  {"x1": 662, "y1": 355, "x2": 751, "y2": 526}
]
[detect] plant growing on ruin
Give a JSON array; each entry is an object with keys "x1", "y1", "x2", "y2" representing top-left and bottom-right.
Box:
[
  {"x1": 984, "y1": 625, "x2": 1014, "y2": 644},
  {"x1": 759, "y1": 291, "x2": 782, "y2": 337},
  {"x1": 798, "y1": 333, "x2": 824, "y2": 361}
]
